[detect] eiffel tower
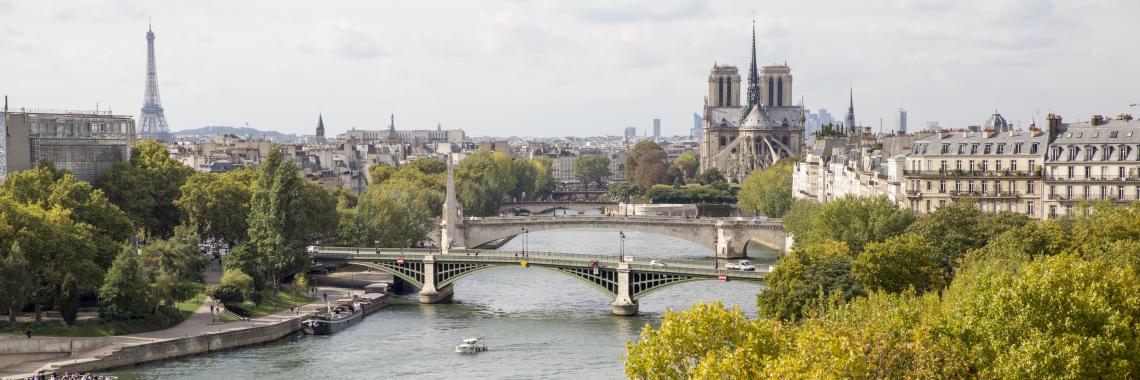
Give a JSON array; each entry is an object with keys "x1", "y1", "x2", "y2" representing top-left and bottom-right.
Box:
[{"x1": 139, "y1": 23, "x2": 173, "y2": 142}]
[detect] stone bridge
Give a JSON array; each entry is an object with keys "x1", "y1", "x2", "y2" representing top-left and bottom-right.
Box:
[
  {"x1": 311, "y1": 248, "x2": 766, "y2": 316},
  {"x1": 498, "y1": 201, "x2": 615, "y2": 215},
  {"x1": 432, "y1": 216, "x2": 785, "y2": 259}
]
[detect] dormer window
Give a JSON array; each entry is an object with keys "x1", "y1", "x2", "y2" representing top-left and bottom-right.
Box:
[
  {"x1": 1110, "y1": 131, "x2": 1119, "y2": 138},
  {"x1": 983, "y1": 144, "x2": 991, "y2": 154},
  {"x1": 1013, "y1": 143, "x2": 1023, "y2": 154},
  {"x1": 996, "y1": 144, "x2": 1005, "y2": 154},
  {"x1": 1031, "y1": 143, "x2": 1039, "y2": 154}
]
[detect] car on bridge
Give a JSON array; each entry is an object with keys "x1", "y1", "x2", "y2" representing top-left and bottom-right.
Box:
[
  {"x1": 726, "y1": 260, "x2": 756, "y2": 271},
  {"x1": 649, "y1": 260, "x2": 666, "y2": 267}
]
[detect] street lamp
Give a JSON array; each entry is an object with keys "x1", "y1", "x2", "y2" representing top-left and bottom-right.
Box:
[
  {"x1": 619, "y1": 230, "x2": 626, "y2": 260},
  {"x1": 520, "y1": 227, "x2": 529, "y2": 258}
]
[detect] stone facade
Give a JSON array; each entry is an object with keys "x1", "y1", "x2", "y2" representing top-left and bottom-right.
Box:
[{"x1": 792, "y1": 112, "x2": 1140, "y2": 220}]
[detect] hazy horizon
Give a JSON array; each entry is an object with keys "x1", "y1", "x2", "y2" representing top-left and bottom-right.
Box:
[{"x1": 2, "y1": 0, "x2": 1138, "y2": 138}]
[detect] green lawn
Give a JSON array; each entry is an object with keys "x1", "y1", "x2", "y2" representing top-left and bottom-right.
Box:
[
  {"x1": 245, "y1": 289, "x2": 312, "y2": 318},
  {"x1": 3, "y1": 283, "x2": 209, "y2": 337}
]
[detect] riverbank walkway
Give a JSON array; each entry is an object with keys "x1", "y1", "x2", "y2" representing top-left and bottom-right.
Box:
[{"x1": 0, "y1": 267, "x2": 354, "y2": 380}]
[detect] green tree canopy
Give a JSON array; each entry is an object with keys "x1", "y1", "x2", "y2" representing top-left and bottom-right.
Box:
[
  {"x1": 737, "y1": 160, "x2": 794, "y2": 217},
  {"x1": 757, "y1": 240, "x2": 863, "y2": 321},
  {"x1": 906, "y1": 202, "x2": 1030, "y2": 274},
  {"x1": 673, "y1": 151, "x2": 699, "y2": 182},
  {"x1": 96, "y1": 141, "x2": 194, "y2": 238},
  {"x1": 798, "y1": 196, "x2": 916, "y2": 253},
  {"x1": 176, "y1": 170, "x2": 253, "y2": 244},
  {"x1": 532, "y1": 157, "x2": 555, "y2": 201},
  {"x1": 340, "y1": 183, "x2": 434, "y2": 248},
  {"x1": 626, "y1": 141, "x2": 668, "y2": 189},
  {"x1": 246, "y1": 148, "x2": 331, "y2": 291},
  {"x1": 100, "y1": 247, "x2": 155, "y2": 320},
  {"x1": 624, "y1": 302, "x2": 784, "y2": 379},
  {"x1": 572, "y1": 155, "x2": 611, "y2": 187},
  {"x1": 852, "y1": 233, "x2": 944, "y2": 293},
  {"x1": 457, "y1": 151, "x2": 515, "y2": 216},
  {"x1": 510, "y1": 158, "x2": 538, "y2": 200},
  {"x1": 368, "y1": 163, "x2": 396, "y2": 184},
  {"x1": 0, "y1": 242, "x2": 31, "y2": 321}
]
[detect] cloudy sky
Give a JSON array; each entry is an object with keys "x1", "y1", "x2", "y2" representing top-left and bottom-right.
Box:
[{"x1": 2, "y1": 0, "x2": 1137, "y2": 137}]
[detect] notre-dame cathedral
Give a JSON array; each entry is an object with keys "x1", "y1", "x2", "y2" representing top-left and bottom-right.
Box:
[{"x1": 699, "y1": 24, "x2": 805, "y2": 183}]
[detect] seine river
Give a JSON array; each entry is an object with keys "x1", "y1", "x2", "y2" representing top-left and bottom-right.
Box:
[{"x1": 111, "y1": 227, "x2": 774, "y2": 379}]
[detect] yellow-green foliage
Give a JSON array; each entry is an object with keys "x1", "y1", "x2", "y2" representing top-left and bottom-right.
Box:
[{"x1": 627, "y1": 202, "x2": 1140, "y2": 379}]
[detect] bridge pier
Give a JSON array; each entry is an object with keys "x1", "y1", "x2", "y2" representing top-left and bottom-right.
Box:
[
  {"x1": 611, "y1": 262, "x2": 639, "y2": 316},
  {"x1": 418, "y1": 255, "x2": 455, "y2": 304}
]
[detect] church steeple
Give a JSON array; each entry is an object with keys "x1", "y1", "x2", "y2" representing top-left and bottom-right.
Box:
[
  {"x1": 316, "y1": 113, "x2": 325, "y2": 137},
  {"x1": 746, "y1": 19, "x2": 762, "y2": 109},
  {"x1": 845, "y1": 86, "x2": 857, "y2": 135},
  {"x1": 388, "y1": 113, "x2": 398, "y2": 140}
]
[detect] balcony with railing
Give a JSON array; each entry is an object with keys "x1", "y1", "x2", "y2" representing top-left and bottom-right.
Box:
[
  {"x1": 903, "y1": 169, "x2": 1042, "y2": 179},
  {"x1": 1044, "y1": 175, "x2": 1140, "y2": 183},
  {"x1": 949, "y1": 190, "x2": 1021, "y2": 199},
  {"x1": 1047, "y1": 194, "x2": 1140, "y2": 203}
]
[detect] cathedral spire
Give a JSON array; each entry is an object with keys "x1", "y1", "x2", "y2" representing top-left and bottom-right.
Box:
[
  {"x1": 747, "y1": 19, "x2": 761, "y2": 109},
  {"x1": 316, "y1": 113, "x2": 325, "y2": 137},
  {"x1": 845, "y1": 86, "x2": 857, "y2": 135}
]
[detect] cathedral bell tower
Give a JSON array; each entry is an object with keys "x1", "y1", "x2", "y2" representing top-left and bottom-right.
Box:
[{"x1": 707, "y1": 65, "x2": 741, "y2": 108}]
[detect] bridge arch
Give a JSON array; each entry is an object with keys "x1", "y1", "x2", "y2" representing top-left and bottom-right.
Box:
[{"x1": 436, "y1": 264, "x2": 620, "y2": 300}]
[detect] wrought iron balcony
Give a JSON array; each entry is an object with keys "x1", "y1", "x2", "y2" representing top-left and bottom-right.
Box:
[{"x1": 903, "y1": 169, "x2": 1041, "y2": 179}]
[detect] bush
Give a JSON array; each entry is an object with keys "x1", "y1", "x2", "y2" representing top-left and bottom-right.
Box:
[
  {"x1": 209, "y1": 283, "x2": 244, "y2": 306},
  {"x1": 221, "y1": 269, "x2": 255, "y2": 298}
]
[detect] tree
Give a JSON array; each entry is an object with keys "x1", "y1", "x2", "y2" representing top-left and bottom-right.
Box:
[
  {"x1": 0, "y1": 242, "x2": 30, "y2": 321},
  {"x1": 246, "y1": 149, "x2": 318, "y2": 292},
  {"x1": 100, "y1": 247, "x2": 154, "y2": 320},
  {"x1": 673, "y1": 151, "x2": 699, "y2": 182},
  {"x1": 368, "y1": 163, "x2": 396, "y2": 185},
  {"x1": 799, "y1": 196, "x2": 916, "y2": 253},
  {"x1": 341, "y1": 183, "x2": 434, "y2": 247},
  {"x1": 782, "y1": 199, "x2": 820, "y2": 241},
  {"x1": 532, "y1": 157, "x2": 556, "y2": 201},
  {"x1": 2, "y1": 162, "x2": 132, "y2": 270},
  {"x1": 96, "y1": 141, "x2": 193, "y2": 238},
  {"x1": 631, "y1": 150, "x2": 669, "y2": 189},
  {"x1": 607, "y1": 182, "x2": 642, "y2": 201},
  {"x1": 697, "y1": 168, "x2": 726, "y2": 185},
  {"x1": 209, "y1": 283, "x2": 244, "y2": 306},
  {"x1": 906, "y1": 202, "x2": 1029, "y2": 275},
  {"x1": 939, "y1": 253, "x2": 1140, "y2": 378},
  {"x1": 457, "y1": 151, "x2": 515, "y2": 216},
  {"x1": 572, "y1": 155, "x2": 611, "y2": 188},
  {"x1": 140, "y1": 225, "x2": 206, "y2": 283},
  {"x1": 852, "y1": 234, "x2": 944, "y2": 293},
  {"x1": 510, "y1": 158, "x2": 537, "y2": 200},
  {"x1": 738, "y1": 160, "x2": 794, "y2": 217},
  {"x1": 176, "y1": 171, "x2": 252, "y2": 244},
  {"x1": 624, "y1": 302, "x2": 784, "y2": 379},
  {"x1": 626, "y1": 141, "x2": 669, "y2": 189},
  {"x1": 757, "y1": 240, "x2": 863, "y2": 321},
  {"x1": 407, "y1": 158, "x2": 447, "y2": 174}
]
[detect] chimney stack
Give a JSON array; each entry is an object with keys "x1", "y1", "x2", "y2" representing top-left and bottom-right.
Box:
[
  {"x1": 1091, "y1": 114, "x2": 1105, "y2": 126},
  {"x1": 1047, "y1": 113, "x2": 1062, "y2": 139}
]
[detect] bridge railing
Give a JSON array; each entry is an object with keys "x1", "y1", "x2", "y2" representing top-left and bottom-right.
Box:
[{"x1": 628, "y1": 264, "x2": 767, "y2": 279}]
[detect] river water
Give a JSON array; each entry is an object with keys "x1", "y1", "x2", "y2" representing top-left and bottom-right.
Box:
[{"x1": 111, "y1": 227, "x2": 775, "y2": 380}]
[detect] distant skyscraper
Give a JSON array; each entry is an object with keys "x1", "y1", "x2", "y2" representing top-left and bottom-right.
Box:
[
  {"x1": 818, "y1": 108, "x2": 833, "y2": 124},
  {"x1": 624, "y1": 126, "x2": 637, "y2": 139},
  {"x1": 139, "y1": 24, "x2": 172, "y2": 142},
  {"x1": 652, "y1": 119, "x2": 661, "y2": 137},
  {"x1": 926, "y1": 121, "x2": 941, "y2": 131},
  {"x1": 897, "y1": 108, "x2": 908, "y2": 134}
]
